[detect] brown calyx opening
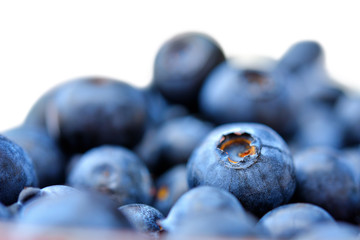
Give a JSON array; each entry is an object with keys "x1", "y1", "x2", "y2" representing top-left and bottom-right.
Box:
[
  {"x1": 218, "y1": 133, "x2": 257, "y2": 164},
  {"x1": 90, "y1": 77, "x2": 108, "y2": 85},
  {"x1": 243, "y1": 70, "x2": 268, "y2": 85}
]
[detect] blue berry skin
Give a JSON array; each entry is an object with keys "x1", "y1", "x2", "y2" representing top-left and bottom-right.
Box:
[
  {"x1": 119, "y1": 203, "x2": 164, "y2": 236},
  {"x1": 17, "y1": 185, "x2": 80, "y2": 206},
  {"x1": 3, "y1": 125, "x2": 66, "y2": 187},
  {"x1": 67, "y1": 145, "x2": 154, "y2": 206},
  {"x1": 187, "y1": 123, "x2": 296, "y2": 216},
  {"x1": 276, "y1": 40, "x2": 344, "y2": 108},
  {"x1": 0, "y1": 135, "x2": 38, "y2": 205},
  {"x1": 158, "y1": 186, "x2": 247, "y2": 232},
  {"x1": 23, "y1": 87, "x2": 57, "y2": 129},
  {"x1": 277, "y1": 40, "x2": 324, "y2": 75},
  {"x1": 0, "y1": 202, "x2": 11, "y2": 220},
  {"x1": 17, "y1": 191, "x2": 133, "y2": 230},
  {"x1": 293, "y1": 222, "x2": 360, "y2": 240},
  {"x1": 257, "y1": 203, "x2": 335, "y2": 239},
  {"x1": 142, "y1": 87, "x2": 188, "y2": 127},
  {"x1": 291, "y1": 103, "x2": 345, "y2": 151},
  {"x1": 46, "y1": 76, "x2": 147, "y2": 153},
  {"x1": 293, "y1": 147, "x2": 360, "y2": 221},
  {"x1": 166, "y1": 211, "x2": 262, "y2": 238},
  {"x1": 153, "y1": 32, "x2": 225, "y2": 110},
  {"x1": 199, "y1": 57, "x2": 295, "y2": 139},
  {"x1": 153, "y1": 164, "x2": 188, "y2": 216},
  {"x1": 335, "y1": 95, "x2": 360, "y2": 146},
  {"x1": 136, "y1": 116, "x2": 213, "y2": 176}
]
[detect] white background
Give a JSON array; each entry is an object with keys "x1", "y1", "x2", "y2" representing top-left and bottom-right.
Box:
[{"x1": 0, "y1": 0, "x2": 359, "y2": 131}]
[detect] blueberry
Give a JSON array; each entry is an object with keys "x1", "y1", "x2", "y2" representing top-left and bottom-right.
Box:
[
  {"x1": 0, "y1": 202, "x2": 12, "y2": 220},
  {"x1": 142, "y1": 86, "x2": 188, "y2": 127},
  {"x1": 119, "y1": 203, "x2": 164, "y2": 236},
  {"x1": 293, "y1": 147, "x2": 360, "y2": 221},
  {"x1": 23, "y1": 87, "x2": 57, "y2": 129},
  {"x1": 17, "y1": 191, "x2": 133, "y2": 230},
  {"x1": 199, "y1": 57, "x2": 295, "y2": 139},
  {"x1": 12, "y1": 185, "x2": 80, "y2": 216},
  {"x1": 136, "y1": 116, "x2": 213, "y2": 176},
  {"x1": 46, "y1": 76, "x2": 147, "y2": 153},
  {"x1": 159, "y1": 186, "x2": 247, "y2": 232},
  {"x1": 166, "y1": 211, "x2": 261, "y2": 238},
  {"x1": 67, "y1": 145, "x2": 154, "y2": 206},
  {"x1": 153, "y1": 164, "x2": 188, "y2": 216},
  {"x1": 276, "y1": 40, "x2": 344, "y2": 108},
  {"x1": 293, "y1": 222, "x2": 360, "y2": 240},
  {"x1": 3, "y1": 125, "x2": 66, "y2": 187},
  {"x1": 335, "y1": 95, "x2": 360, "y2": 146},
  {"x1": 276, "y1": 40, "x2": 324, "y2": 74},
  {"x1": 153, "y1": 32, "x2": 225, "y2": 110},
  {"x1": 257, "y1": 203, "x2": 335, "y2": 239},
  {"x1": 187, "y1": 123, "x2": 296, "y2": 216},
  {"x1": 0, "y1": 135, "x2": 38, "y2": 205},
  {"x1": 291, "y1": 103, "x2": 345, "y2": 150}
]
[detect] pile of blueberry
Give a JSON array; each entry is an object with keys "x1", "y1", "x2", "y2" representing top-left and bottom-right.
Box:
[{"x1": 1, "y1": 31, "x2": 360, "y2": 239}]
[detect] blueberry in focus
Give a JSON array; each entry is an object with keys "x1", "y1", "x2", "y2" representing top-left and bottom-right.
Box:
[
  {"x1": 153, "y1": 164, "x2": 188, "y2": 216},
  {"x1": 187, "y1": 123, "x2": 296, "y2": 216},
  {"x1": 293, "y1": 147, "x2": 360, "y2": 221},
  {"x1": 153, "y1": 32, "x2": 225, "y2": 110},
  {"x1": 158, "y1": 186, "x2": 247, "y2": 232},
  {"x1": 67, "y1": 145, "x2": 153, "y2": 206},
  {"x1": 118, "y1": 203, "x2": 164, "y2": 236},
  {"x1": 0, "y1": 135, "x2": 38, "y2": 205},
  {"x1": 199, "y1": 57, "x2": 296, "y2": 139},
  {"x1": 46, "y1": 76, "x2": 147, "y2": 153},
  {"x1": 3, "y1": 125, "x2": 66, "y2": 187},
  {"x1": 257, "y1": 203, "x2": 335, "y2": 239}
]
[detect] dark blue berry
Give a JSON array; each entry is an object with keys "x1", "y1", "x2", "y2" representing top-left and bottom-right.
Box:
[
  {"x1": 3, "y1": 125, "x2": 65, "y2": 187},
  {"x1": 67, "y1": 145, "x2": 154, "y2": 206},
  {"x1": 0, "y1": 135, "x2": 38, "y2": 205},
  {"x1": 187, "y1": 123, "x2": 296, "y2": 216},
  {"x1": 153, "y1": 32, "x2": 225, "y2": 110}
]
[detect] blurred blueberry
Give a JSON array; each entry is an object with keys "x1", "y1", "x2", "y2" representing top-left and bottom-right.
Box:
[
  {"x1": 257, "y1": 203, "x2": 335, "y2": 239},
  {"x1": 335, "y1": 95, "x2": 360, "y2": 146},
  {"x1": 159, "y1": 186, "x2": 247, "y2": 232},
  {"x1": 291, "y1": 103, "x2": 346, "y2": 151},
  {"x1": 293, "y1": 222, "x2": 360, "y2": 240},
  {"x1": 165, "y1": 211, "x2": 262, "y2": 238},
  {"x1": 199, "y1": 56, "x2": 296, "y2": 139},
  {"x1": 153, "y1": 32, "x2": 225, "y2": 111},
  {"x1": 153, "y1": 164, "x2": 188, "y2": 216},
  {"x1": 136, "y1": 116, "x2": 213, "y2": 176},
  {"x1": 3, "y1": 125, "x2": 66, "y2": 187},
  {"x1": 67, "y1": 145, "x2": 154, "y2": 206},
  {"x1": 17, "y1": 191, "x2": 133, "y2": 230},
  {"x1": 293, "y1": 147, "x2": 360, "y2": 221},
  {"x1": 46, "y1": 76, "x2": 147, "y2": 153}
]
